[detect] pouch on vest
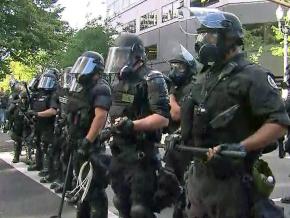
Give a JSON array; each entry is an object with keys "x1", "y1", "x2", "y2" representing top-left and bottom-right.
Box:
[{"x1": 252, "y1": 159, "x2": 275, "y2": 198}]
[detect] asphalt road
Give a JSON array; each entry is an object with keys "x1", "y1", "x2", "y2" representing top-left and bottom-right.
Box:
[{"x1": 1, "y1": 132, "x2": 290, "y2": 218}]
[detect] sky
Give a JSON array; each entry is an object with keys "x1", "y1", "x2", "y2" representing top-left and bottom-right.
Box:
[{"x1": 57, "y1": 0, "x2": 107, "y2": 29}]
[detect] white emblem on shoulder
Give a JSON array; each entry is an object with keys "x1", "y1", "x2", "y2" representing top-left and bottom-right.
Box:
[{"x1": 267, "y1": 75, "x2": 278, "y2": 89}]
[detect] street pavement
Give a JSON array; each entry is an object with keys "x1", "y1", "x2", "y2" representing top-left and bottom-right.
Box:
[{"x1": 1, "y1": 132, "x2": 290, "y2": 218}]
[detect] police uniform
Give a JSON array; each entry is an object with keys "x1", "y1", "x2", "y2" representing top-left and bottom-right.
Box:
[
  {"x1": 165, "y1": 81, "x2": 193, "y2": 182},
  {"x1": 29, "y1": 90, "x2": 58, "y2": 171},
  {"x1": 49, "y1": 87, "x2": 71, "y2": 191},
  {"x1": 6, "y1": 91, "x2": 30, "y2": 162},
  {"x1": 66, "y1": 78, "x2": 111, "y2": 218},
  {"x1": 163, "y1": 79, "x2": 194, "y2": 218},
  {"x1": 109, "y1": 65, "x2": 170, "y2": 218},
  {"x1": 182, "y1": 53, "x2": 290, "y2": 218}
]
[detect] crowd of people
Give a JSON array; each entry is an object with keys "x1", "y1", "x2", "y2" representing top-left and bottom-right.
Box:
[{"x1": 2, "y1": 8, "x2": 290, "y2": 218}]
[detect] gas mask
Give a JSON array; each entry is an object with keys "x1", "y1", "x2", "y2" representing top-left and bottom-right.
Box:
[
  {"x1": 195, "y1": 32, "x2": 221, "y2": 66},
  {"x1": 168, "y1": 62, "x2": 188, "y2": 87}
]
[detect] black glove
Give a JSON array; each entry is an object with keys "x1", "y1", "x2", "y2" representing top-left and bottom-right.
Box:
[
  {"x1": 27, "y1": 110, "x2": 37, "y2": 118},
  {"x1": 219, "y1": 143, "x2": 247, "y2": 153},
  {"x1": 164, "y1": 134, "x2": 181, "y2": 151},
  {"x1": 115, "y1": 117, "x2": 134, "y2": 135},
  {"x1": 77, "y1": 138, "x2": 92, "y2": 160}
]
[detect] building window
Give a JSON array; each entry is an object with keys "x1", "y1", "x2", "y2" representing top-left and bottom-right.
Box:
[
  {"x1": 190, "y1": 0, "x2": 219, "y2": 7},
  {"x1": 145, "y1": 44, "x2": 158, "y2": 60},
  {"x1": 162, "y1": 3, "x2": 173, "y2": 23},
  {"x1": 122, "y1": 20, "x2": 136, "y2": 33},
  {"x1": 172, "y1": 1, "x2": 179, "y2": 19},
  {"x1": 140, "y1": 10, "x2": 158, "y2": 31},
  {"x1": 162, "y1": 1, "x2": 179, "y2": 23}
]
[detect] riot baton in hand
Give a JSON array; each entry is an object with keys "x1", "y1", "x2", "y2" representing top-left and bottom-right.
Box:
[
  {"x1": 176, "y1": 145, "x2": 247, "y2": 159},
  {"x1": 50, "y1": 153, "x2": 73, "y2": 218},
  {"x1": 157, "y1": 143, "x2": 246, "y2": 159}
]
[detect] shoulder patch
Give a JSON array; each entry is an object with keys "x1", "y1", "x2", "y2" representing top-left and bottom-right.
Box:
[{"x1": 267, "y1": 74, "x2": 278, "y2": 89}]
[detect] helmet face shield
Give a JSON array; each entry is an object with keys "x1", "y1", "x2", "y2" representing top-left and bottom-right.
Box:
[
  {"x1": 104, "y1": 47, "x2": 131, "y2": 75},
  {"x1": 61, "y1": 72, "x2": 75, "y2": 89},
  {"x1": 69, "y1": 77, "x2": 83, "y2": 93},
  {"x1": 38, "y1": 75, "x2": 56, "y2": 90},
  {"x1": 71, "y1": 56, "x2": 99, "y2": 76},
  {"x1": 170, "y1": 62, "x2": 187, "y2": 73}
]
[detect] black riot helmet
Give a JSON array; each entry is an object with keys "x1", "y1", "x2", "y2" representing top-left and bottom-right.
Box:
[
  {"x1": 69, "y1": 51, "x2": 104, "y2": 92},
  {"x1": 37, "y1": 69, "x2": 58, "y2": 92},
  {"x1": 168, "y1": 45, "x2": 196, "y2": 87},
  {"x1": 71, "y1": 51, "x2": 104, "y2": 84},
  {"x1": 28, "y1": 75, "x2": 41, "y2": 92},
  {"x1": 104, "y1": 33, "x2": 145, "y2": 80},
  {"x1": 192, "y1": 8, "x2": 244, "y2": 66}
]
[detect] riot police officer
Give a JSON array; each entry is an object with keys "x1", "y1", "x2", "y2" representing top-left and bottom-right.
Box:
[
  {"x1": 50, "y1": 67, "x2": 74, "y2": 193},
  {"x1": 164, "y1": 45, "x2": 196, "y2": 218},
  {"x1": 27, "y1": 69, "x2": 58, "y2": 184},
  {"x1": 66, "y1": 51, "x2": 111, "y2": 218},
  {"x1": 104, "y1": 33, "x2": 170, "y2": 218},
  {"x1": 178, "y1": 8, "x2": 289, "y2": 217},
  {"x1": 6, "y1": 82, "x2": 29, "y2": 163}
]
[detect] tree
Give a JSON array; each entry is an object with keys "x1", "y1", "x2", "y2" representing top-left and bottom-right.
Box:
[
  {"x1": 243, "y1": 29, "x2": 264, "y2": 64},
  {"x1": 0, "y1": 61, "x2": 37, "y2": 90},
  {"x1": 270, "y1": 25, "x2": 289, "y2": 57},
  {"x1": 0, "y1": 0, "x2": 71, "y2": 78},
  {"x1": 57, "y1": 20, "x2": 115, "y2": 68}
]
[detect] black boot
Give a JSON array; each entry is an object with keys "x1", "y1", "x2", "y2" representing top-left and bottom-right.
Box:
[
  {"x1": 50, "y1": 181, "x2": 60, "y2": 189},
  {"x1": 40, "y1": 174, "x2": 54, "y2": 183},
  {"x1": 12, "y1": 143, "x2": 21, "y2": 163},
  {"x1": 27, "y1": 164, "x2": 41, "y2": 171},
  {"x1": 31, "y1": 146, "x2": 43, "y2": 171},
  {"x1": 54, "y1": 185, "x2": 63, "y2": 193},
  {"x1": 38, "y1": 170, "x2": 48, "y2": 177}
]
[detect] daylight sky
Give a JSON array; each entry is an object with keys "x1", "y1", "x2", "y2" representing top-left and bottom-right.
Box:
[{"x1": 57, "y1": 0, "x2": 107, "y2": 29}]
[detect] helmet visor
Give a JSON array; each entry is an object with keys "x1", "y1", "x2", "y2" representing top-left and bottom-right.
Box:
[
  {"x1": 69, "y1": 77, "x2": 83, "y2": 93},
  {"x1": 71, "y1": 56, "x2": 97, "y2": 76},
  {"x1": 62, "y1": 72, "x2": 75, "y2": 89},
  {"x1": 38, "y1": 76, "x2": 55, "y2": 89},
  {"x1": 189, "y1": 7, "x2": 226, "y2": 30},
  {"x1": 104, "y1": 47, "x2": 131, "y2": 75}
]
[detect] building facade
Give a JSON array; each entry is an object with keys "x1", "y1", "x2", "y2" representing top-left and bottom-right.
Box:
[{"x1": 106, "y1": 0, "x2": 283, "y2": 75}]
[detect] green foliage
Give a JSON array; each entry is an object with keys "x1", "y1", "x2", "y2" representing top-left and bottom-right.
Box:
[
  {"x1": 58, "y1": 20, "x2": 115, "y2": 68},
  {"x1": 270, "y1": 25, "x2": 290, "y2": 57},
  {"x1": 0, "y1": 0, "x2": 72, "y2": 78},
  {"x1": 0, "y1": 61, "x2": 36, "y2": 91},
  {"x1": 248, "y1": 46, "x2": 263, "y2": 64},
  {"x1": 243, "y1": 29, "x2": 264, "y2": 63},
  {"x1": 244, "y1": 29, "x2": 263, "y2": 51}
]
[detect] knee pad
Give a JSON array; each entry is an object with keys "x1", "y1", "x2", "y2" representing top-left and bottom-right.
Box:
[{"x1": 130, "y1": 204, "x2": 153, "y2": 218}]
